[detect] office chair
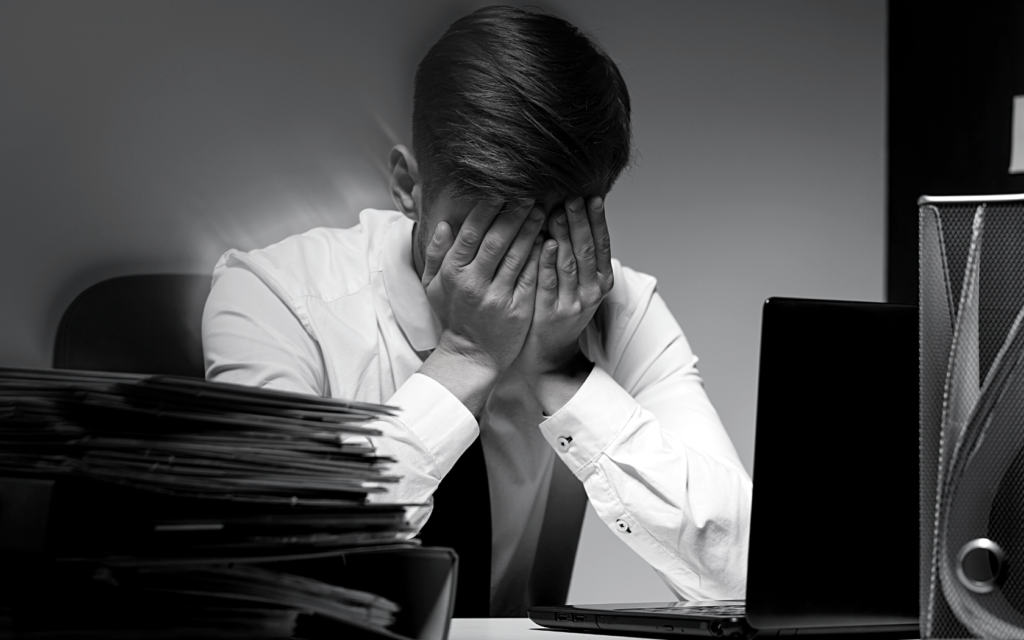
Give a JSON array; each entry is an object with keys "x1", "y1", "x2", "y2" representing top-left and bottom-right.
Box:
[
  {"x1": 53, "y1": 273, "x2": 588, "y2": 617},
  {"x1": 53, "y1": 274, "x2": 210, "y2": 377}
]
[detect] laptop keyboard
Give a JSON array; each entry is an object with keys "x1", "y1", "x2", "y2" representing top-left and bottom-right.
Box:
[{"x1": 624, "y1": 604, "x2": 746, "y2": 617}]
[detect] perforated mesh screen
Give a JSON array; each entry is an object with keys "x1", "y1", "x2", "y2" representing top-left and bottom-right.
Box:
[{"x1": 920, "y1": 198, "x2": 1024, "y2": 638}]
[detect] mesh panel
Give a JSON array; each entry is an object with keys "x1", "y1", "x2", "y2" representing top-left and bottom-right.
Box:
[{"x1": 920, "y1": 198, "x2": 1024, "y2": 638}]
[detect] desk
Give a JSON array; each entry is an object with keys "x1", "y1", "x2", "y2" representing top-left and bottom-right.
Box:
[
  {"x1": 449, "y1": 618, "x2": 586, "y2": 640},
  {"x1": 447, "y1": 619, "x2": 924, "y2": 640}
]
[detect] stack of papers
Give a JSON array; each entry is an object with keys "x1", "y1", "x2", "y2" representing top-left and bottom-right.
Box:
[
  {"x1": 0, "y1": 366, "x2": 415, "y2": 638},
  {"x1": 15, "y1": 562, "x2": 404, "y2": 638},
  {"x1": 0, "y1": 367, "x2": 398, "y2": 505}
]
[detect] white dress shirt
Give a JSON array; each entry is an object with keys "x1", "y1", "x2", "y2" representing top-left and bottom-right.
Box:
[{"x1": 202, "y1": 209, "x2": 752, "y2": 612}]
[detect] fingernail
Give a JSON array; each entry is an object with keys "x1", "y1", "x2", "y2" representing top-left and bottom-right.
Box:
[
  {"x1": 433, "y1": 224, "x2": 444, "y2": 240},
  {"x1": 592, "y1": 196, "x2": 604, "y2": 211},
  {"x1": 556, "y1": 214, "x2": 568, "y2": 226},
  {"x1": 530, "y1": 207, "x2": 544, "y2": 222},
  {"x1": 568, "y1": 197, "x2": 583, "y2": 212}
]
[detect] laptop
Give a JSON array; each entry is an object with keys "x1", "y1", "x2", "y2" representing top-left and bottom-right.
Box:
[{"x1": 529, "y1": 298, "x2": 920, "y2": 638}]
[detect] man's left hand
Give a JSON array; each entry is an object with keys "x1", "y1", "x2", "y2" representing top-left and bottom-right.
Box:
[{"x1": 514, "y1": 195, "x2": 614, "y2": 377}]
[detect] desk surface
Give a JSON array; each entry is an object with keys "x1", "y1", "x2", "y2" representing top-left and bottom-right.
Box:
[
  {"x1": 448, "y1": 618, "x2": 924, "y2": 640},
  {"x1": 449, "y1": 618, "x2": 582, "y2": 640},
  {"x1": 451, "y1": 617, "x2": 712, "y2": 640}
]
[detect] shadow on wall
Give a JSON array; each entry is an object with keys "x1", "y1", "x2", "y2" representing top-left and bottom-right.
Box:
[{"x1": 1, "y1": 1, "x2": 489, "y2": 367}]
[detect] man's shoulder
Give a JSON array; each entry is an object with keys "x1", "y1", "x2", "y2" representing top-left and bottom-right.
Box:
[
  {"x1": 583, "y1": 259, "x2": 676, "y2": 380},
  {"x1": 584, "y1": 259, "x2": 659, "y2": 362},
  {"x1": 604, "y1": 258, "x2": 658, "y2": 320},
  {"x1": 212, "y1": 209, "x2": 406, "y2": 303}
]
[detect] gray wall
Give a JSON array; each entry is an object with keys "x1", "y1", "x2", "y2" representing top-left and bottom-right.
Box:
[{"x1": 0, "y1": 1, "x2": 885, "y2": 604}]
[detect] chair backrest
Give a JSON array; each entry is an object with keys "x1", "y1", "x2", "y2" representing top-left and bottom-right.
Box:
[
  {"x1": 52, "y1": 273, "x2": 587, "y2": 617},
  {"x1": 53, "y1": 274, "x2": 211, "y2": 377}
]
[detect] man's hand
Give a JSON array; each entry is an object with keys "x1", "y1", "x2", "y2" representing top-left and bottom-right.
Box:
[
  {"x1": 418, "y1": 199, "x2": 546, "y2": 415},
  {"x1": 515, "y1": 195, "x2": 614, "y2": 377}
]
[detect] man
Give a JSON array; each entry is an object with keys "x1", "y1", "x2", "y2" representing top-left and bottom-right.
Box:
[{"x1": 203, "y1": 5, "x2": 751, "y2": 617}]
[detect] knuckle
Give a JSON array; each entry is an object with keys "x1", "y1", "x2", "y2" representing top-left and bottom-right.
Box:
[
  {"x1": 502, "y1": 251, "x2": 524, "y2": 272},
  {"x1": 425, "y1": 244, "x2": 444, "y2": 262},
  {"x1": 472, "y1": 283, "x2": 491, "y2": 301},
  {"x1": 480, "y1": 235, "x2": 505, "y2": 258},
  {"x1": 577, "y1": 243, "x2": 597, "y2": 261},
  {"x1": 560, "y1": 257, "x2": 578, "y2": 274},
  {"x1": 454, "y1": 277, "x2": 479, "y2": 298},
  {"x1": 459, "y1": 227, "x2": 481, "y2": 246},
  {"x1": 482, "y1": 291, "x2": 503, "y2": 309}
]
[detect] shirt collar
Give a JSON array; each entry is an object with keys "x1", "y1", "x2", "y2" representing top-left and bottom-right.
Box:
[{"x1": 382, "y1": 215, "x2": 442, "y2": 352}]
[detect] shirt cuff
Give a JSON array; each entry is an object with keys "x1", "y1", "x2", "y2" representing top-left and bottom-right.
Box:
[
  {"x1": 386, "y1": 372, "x2": 479, "y2": 479},
  {"x1": 539, "y1": 364, "x2": 638, "y2": 474}
]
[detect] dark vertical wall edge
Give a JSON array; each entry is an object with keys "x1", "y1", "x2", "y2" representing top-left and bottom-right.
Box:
[{"x1": 887, "y1": 2, "x2": 1024, "y2": 304}]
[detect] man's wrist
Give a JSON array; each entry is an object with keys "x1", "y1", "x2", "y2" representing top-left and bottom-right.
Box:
[
  {"x1": 418, "y1": 333, "x2": 503, "y2": 417},
  {"x1": 544, "y1": 347, "x2": 592, "y2": 377},
  {"x1": 520, "y1": 341, "x2": 588, "y2": 377},
  {"x1": 524, "y1": 349, "x2": 594, "y2": 416}
]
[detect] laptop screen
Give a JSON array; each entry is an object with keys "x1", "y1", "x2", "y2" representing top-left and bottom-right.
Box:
[{"x1": 745, "y1": 298, "x2": 919, "y2": 629}]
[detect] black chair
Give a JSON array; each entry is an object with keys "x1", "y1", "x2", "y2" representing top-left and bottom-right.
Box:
[
  {"x1": 53, "y1": 274, "x2": 587, "y2": 617},
  {"x1": 53, "y1": 274, "x2": 210, "y2": 377}
]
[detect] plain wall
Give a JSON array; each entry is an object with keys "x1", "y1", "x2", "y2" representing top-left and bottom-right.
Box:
[{"x1": 0, "y1": 0, "x2": 885, "y2": 604}]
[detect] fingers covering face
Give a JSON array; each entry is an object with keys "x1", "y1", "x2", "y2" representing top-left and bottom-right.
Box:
[
  {"x1": 548, "y1": 207, "x2": 578, "y2": 301},
  {"x1": 587, "y1": 196, "x2": 612, "y2": 277},
  {"x1": 435, "y1": 194, "x2": 611, "y2": 302},
  {"x1": 564, "y1": 196, "x2": 597, "y2": 287},
  {"x1": 457, "y1": 200, "x2": 540, "y2": 280},
  {"x1": 446, "y1": 199, "x2": 508, "y2": 268},
  {"x1": 422, "y1": 220, "x2": 455, "y2": 287},
  {"x1": 513, "y1": 235, "x2": 545, "y2": 303},
  {"x1": 537, "y1": 237, "x2": 560, "y2": 308},
  {"x1": 495, "y1": 204, "x2": 546, "y2": 289},
  {"x1": 538, "y1": 195, "x2": 614, "y2": 308}
]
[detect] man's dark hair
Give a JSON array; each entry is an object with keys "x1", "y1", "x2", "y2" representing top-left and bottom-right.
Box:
[{"x1": 412, "y1": 5, "x2": 633, "y2": 208}]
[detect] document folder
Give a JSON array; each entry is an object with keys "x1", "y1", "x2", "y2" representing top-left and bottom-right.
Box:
[{"x1": 0, "y1": 367, "x2": 458, "y2": 639}]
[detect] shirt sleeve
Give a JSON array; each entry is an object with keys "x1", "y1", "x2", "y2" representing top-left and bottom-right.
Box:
[
  {"x1": 538, "y1": 290, "x2": 753, "y2": 601},
  {"x1": 203, "y1": 265, "x2": 329, "y2": 395},
  {"x1": 366, "y1": 373, "x2": 478, "y2": 531},
  {"x1": 202, "y1": 263, "x2": 478, "y2": 531}
]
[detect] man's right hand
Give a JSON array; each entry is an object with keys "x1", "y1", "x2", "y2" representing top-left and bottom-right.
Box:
[{"x1": 417, "y1": 199, "x2": 546, "y2": 416}]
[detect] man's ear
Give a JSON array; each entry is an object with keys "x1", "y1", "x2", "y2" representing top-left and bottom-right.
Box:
[{"x1": 389, "y1": 144, "x2": 422, "y2": 221}]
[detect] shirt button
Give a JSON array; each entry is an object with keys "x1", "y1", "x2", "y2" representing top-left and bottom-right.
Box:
[
  {"x1": 556, "y1": 435, "x2": 573, "y2": 450},
  {"x1": 615, "y1": 519, "x2": 631, "y2": 534}
]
